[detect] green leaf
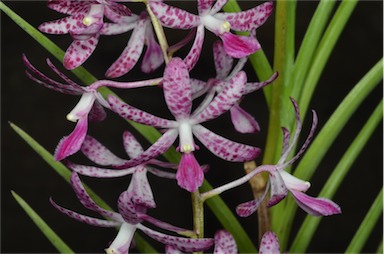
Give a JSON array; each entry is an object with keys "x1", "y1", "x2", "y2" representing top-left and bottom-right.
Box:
[
  {"x1": 11, "y1": 191, "x2": 74, "y2": 253},
  {"x1": 345, "y1": 188, "x2": 383, "y2": 253},
  {"x1": 290, "y1": 100, "x2": 383, "y2": 253}
]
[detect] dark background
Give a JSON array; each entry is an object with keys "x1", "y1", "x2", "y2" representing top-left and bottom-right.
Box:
[{"x1": 1, "y1": 1, "x2": 382, "y2": 253}]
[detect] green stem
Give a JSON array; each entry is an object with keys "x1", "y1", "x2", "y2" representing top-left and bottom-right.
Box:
[
  {"x1": 290, "y1": 100, "x2": 383, "y2": 253},
  {"x1": 192, "y1": 191, "x2": 204, "y2": 254},
  {"x1": 345, "y1": 188, "x2": 383, "y2": 253}
]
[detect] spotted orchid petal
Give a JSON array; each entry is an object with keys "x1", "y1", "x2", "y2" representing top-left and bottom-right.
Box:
[
  {"x1": 198, "y1": 0, "x2": 215, "y2": 16},
  {"x1": 45, "y1": 58, "x2": 80, "y2": 87},
  {"x1": 191, "y1": 71, "x2": 247, "y2": 124},
  {"x1": 104, "y1": 3, "x2": 131, "y2": 22},
  {"x1": 166, "y1": 245, "x2": 184, "y2": 254},
  {"x1": 146, "y1": 166, "x2": 177, "y2": 179},
  {"x1": 210, "y1": 0, "x2": 228, "y2": 15},
  {"x1": 54, "y1": 116, "x2": 88, "y2": 161},
  {"x1": 112, "y1": 129, "x2": 179, "y2": 169},
  {"x1": 108, "y1": 95, "x2": 177, "y2": 129},
  {"x1": 267, "y1": 169, "x2": 289, "y2": 208},
  {"x1": 184, "y1": 25, "x2": 205, "y2": 71},
  {"x1": 191, "y1": 78, "x2": 210, "y2": 99},
  {"x1": 148, "y1": 159, "x2": 178, "y2": 170},
  {"x1": 220, "y1": 32, "x2": 260, "y2": 58},
  {"x1": 70, "y1": 173, "x2": 123, "y2": 221},
  {"x1": 137, "y1": 224, "x2": 214, "y2": 252},
  {"x1": 100, "y1": 22, "x2": 136, "y2": 35},
  {"x1": 139, "y1": 214, "x2": 192, "y2": 235},
  {"x1": 88, "y1": 101, "x2": 107, "y2": 122},
  {"x1": 49, "y1": 197, "x2": 121, "y2": 227},
  {"x1": 192, "y1": 124, "x2": 261, "y2": 162},
  {"x1": 259, "y1": 231, "x2": 280, "y2": 254},
  {"x1": 213, "y1": 41, "x2": 233, "y2": 80},
  {"x1": 230, "y1": 104, "x2": 260, "y2": 133},
  {"x1": 149, "y1": 1, "x2": 201, "y2": 30},
  {"x1": 38, "y1": 15, "x2": 84, "y2": 35},
  {"x1": 141, "y1": 23, "x2": 164, "y2": 74},
  {"x1": 106, "y1": 223, "x2": 136, "y2": 254},
  {"x1": 280, "y1": 127, "x2": 291, "y2": 156},
  {"x1": 236, "y1": 194, "x2": 266, "y2": 218},
  {"x1": 127, "y1": 166, "x2": 156, "y2": 209},
  {"x1": 215, "y1": 1, "x2": 274, "y2": 31},
  {"x1": 105, "y1": 19, "x2": 146, "y2": 78},
  {"x1": 122, "y1": 131, "x2": 144, "y2": 159},
  {"x1": 163, "y1": 58, "x2": 192, "y2": 120},
  {"x1": 117, "y1": 190, "x2": 140, "y2": 224},
  {"x1": 67, "y1": 161, "x2": 136, "y2": 178},
  {"x1": 244, "y1": 72, "x2": 278, "y2": 95},
  {"x1": 213, "y1": 230, "x2": 237, "y2": 253},
  {"x1": 64, "y1": 35, "x2": 100, "y2": 69},
  {"x1": 290, "y1": 190, "x2": 342, "y2": 216},
  {"x1": 46, "y1": 1, "x2": 91, "y2": 15},
  {"x1": 80, "y1": 135, "x2": 126, "y2": 166},
  {"x1": 176, "y1": 153, "x2": 204, "y2": 192}
]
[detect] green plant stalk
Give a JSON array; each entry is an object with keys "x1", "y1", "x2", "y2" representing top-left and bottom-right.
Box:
[
  {"x1": 376, "y1": 240, "x2": 383, "y2": 254},
  {"x1": 290, "y1": 100, "x2": 383, "y2": 253},
  {"x1": 346, "y1": 188, "x2": 383, "y2": 253},
  {"x1": 2, "y1": 3, "x2": 257, "y2": 252},
  {"x1": 9, "y1": 122, "x2": 158, "y2": 253},
  {"x1": 276, "y1": 59, "x2": 383, "y2": 249},
  {"x1": 298, "y1": 0, "x2": 359, "y2": 124},
  {"x1": 192, "y1": 191, "x2": 204, "y2": 254},
  {"x1": 11, "y1": 191, "x2": 74, "y2": 253},
  {"x1": 223, "y1": 0, "x2": 274, "y2": 106}
]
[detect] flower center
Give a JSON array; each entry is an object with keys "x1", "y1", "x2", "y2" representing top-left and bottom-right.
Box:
[
  {"x1": 201, "y1": 15, "x2": 231, "y2": 35},
  {"x1": 178, "y1": 121, "x2": 195, "y2": 153}
]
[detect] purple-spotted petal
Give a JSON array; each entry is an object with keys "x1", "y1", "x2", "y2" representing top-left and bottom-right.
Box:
[
  {"x1": 290, "y1": 190, "x2": 342, "y2": 216},
  {"x1": 108, "y1": 95, "x2": 177, "y2": 129},
  {"x1": 267, "y1": 171, "x2": 289, "y2": 208},
  {"x1": 105, "y1": 19, "x2": 146, "y2": 78},
  {"x1": 67, "y1": 161, "x2": 136, "y2": 178},
  {"x1": 244, "y1": 72, "x2": 278, "y2": 95},
  {"x1": 100, "y1": 22, "x2": 136, "y2": 35},
  {"x1": 163, "y1": 58, "x2": 192, "y2": 120},
  {"x1": 113, "y1": 129, "x2": 179, "y2": 169},
  {"x1": 70, "y1": 172, "x2": 123, "y2": 221},
  {"x1": 213, "y1": 41, "x2": 233, "y2": 79},
  {"x1": 141, "y1": 24, "x2": 164, "y2": 73},
  {"x1": 149, "y1": 1, "x2": 201, "y2": 29},
  {"x1": 236, "y1": 183, "x2": 269, "y2": 217},
  {"x1": 259, "y1": 231, "x2": 280, "y2": 254},
  {"x1": 146, "y1": 166, "x2": 177, "y2": 179},
  {"x1": 230, "y1": 104, "x2": 260, "y2": 133},
  {"x1": 39, "y1": 15, "x2": 83, "y2": 34},
  {"x1": 215, "y1": 1, "x2": 274, "y2": 31},
  {"x1": 49, "y1": 197, "x2": 120, "y2": 227},
  {"x1": 122, "y1": 131, "x2": 144, "y2": 158},
  {"x1": 117, "y1": 190, "x2": 140, "y2": 224},
  {"x1": 220, "y1": 32, "x2": 260, "y2": 58},
  {"x1": 184, "y1": 25, "x2": 205, "y2": 71},
  {"x1": 191, "y1": 71, "x2": 247, "y2": 124},
  {"x1": 191, "y1": 78, "x2": 209, "y2": 99},
  {"x1": 138, "y1": 224, "x2": 214, "y2": 252},
  {"x1": 64, "y1": 35, "x2": 99, "y2": 69},
  {"x1": 127, "y1": 166, "x2": 156, "y2": 209},
  {"x1": 104, "y1": 2, "x2": 132, "y2": 22},
  {"x1": 192, "y1": 124, "x2": 261, "y2": 162},
  {"x1": 214, "y1": 230, "x2": 237, "y2": 253},
  {"x1": 139, "y1": 214, "x2": 192, "y2": 234},
  {"x1": 166, "y1": 245, "x2": 184, "y2": 254},
  {"x1": 55, "y1": 116, "x2": 88, "y2": 161},
  {"x1": 47, "y1": 1, "x2": 91, "y2": 15},
  {"x1": 210, "y1": 0, "x2": 228, "y2": 14},
  {"x1": 198, "y1": 0, "x2": 214, "y2": 16},
  {"x1": 88, "y1": 101, "x2": 107, "y2": 122},
  {"x1": 176, "y1": 153, "x2": 204, "y2": 192}
]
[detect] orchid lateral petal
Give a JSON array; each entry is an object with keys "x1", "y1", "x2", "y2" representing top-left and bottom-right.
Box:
[
  {"x1": 236, "y1": 182, "x2": 269, "y2": 217},
  {"x1": 104, "y1": 3, "x2": 131, "y2": 22},
  {"x1": 81, "y1": 135, "x2": 126, "y2": 166},
  {"x1": 39, "y1": 15, "x2": 83, "y2": 34},
  {"x1": 128, "y1": 166, "x2": 156, "y2": 209},
  {"x1": 146, "y1": 166, "x2": 177, "y2": 179},
  {"x1": 64, "y1": 35, "x2": 99, "y2": 70},
  {"x1": 214, "y1": 1, "x2": 274, "y2": 31},
  {"x1": 123, "y1": 131, "x2": 144, "y2": 159},
  {"x1": 281, "y1": 127, "x2": 291, "y2": 157},
  {"x1": 230, "y1": 104, "x2": 260, "y2": 133},
  {"x1": 191, "y1": 78, "x2": 209, "y2": 99},
  {"x1": 50, "y1": 198, "x2": 120, "y2": 227},
  {"x1": 88, "y1": 101, "x2": 107, "y2": 122},
  {"x1": 105, "y1": 19, "x2": 146, "y2": 78},
  {"x1": 141, "y1": 23, "x2": 164, "y2": 74},
  {"x1": 163, "y1": 58, "x2": 192, "y2": 120},
  {"x1": 113, "y1": 129, "x2": 179, "y2": 169},
  {"x1": 166, "y1": 245, "x2": 184, "y2": 254},
  {"x1": 100, "y1": 22, "x2": 136, "y2": 35},
  {"x1": 45, "y1": 58, "x2": 79, "y2": 87},
  {"x1": 67, "y1": 161, "x2": 136, "y2": 178},
  {"x1": 139, "y1": 214, "x2": 191, "y2": 234},
  {"x1": 138, "y1": 224, "x2": 214, "y2": 252},
  {"x1": 184, "y1": 25, "x2": 205, "y2": 71},
  {"x1": 54, "y1": 116, "x2": 88, "y2": 161},
  {"x1": 168, "y1": 28, "x2": 196, "y2": 55},
  {"x1": 192, "y1": 71, "x2": 247, "y2": 124},
  {"x1": 214, "y1": 230, "x2": 237, "y2": 253},
  {"x1": 213, "y1": 41, "x2": 233, "y2": 80},
  {"x1": 198, "y1": 0, "x2": 214, "y2": 16},
  {"x1": 149, "y1": 1, "x2": 201, "y2": 30},
  {"x1": 290, "y1": 190, "x2": 342, "y2": 216},
  {"x1": 280, "y1": 171, "x2": 310, "y2": 192},
  {"x1": 47, "y1": 1, "x2": 90, "y2": 15},
  {"x1": 210, "y1": 0, "x2": 228, "y2": 15},
  {"x1": 259, "y1": 231, "x2": 280, "y2": 254},
  {"x1": 108, "y1": 95, "x2": 177, "y2": 129},
  {"x1": 220, "y1": 32, "x2": 260, "y2": 58},
  {"x1": 176, "y1": 153, "x2": 204, "y2": 192},
  {"x1": 193, "y1": 124, "x2": 261, "y2": 162},
  {"x1": 70, "y1": 173, "x2": 123, "y2": 221},
  {"x1": 117, "y1": 190, "x2": 140, "y2": 224},
  {"x1": 244, "y1": 72, "x2": 278, "y2": 95},
  {"x1": 267, "y1": 170, "x2": 289, "y2": 207},
  {"x1": 148, "y1": 159, "x2": 178, "y2": 170}
]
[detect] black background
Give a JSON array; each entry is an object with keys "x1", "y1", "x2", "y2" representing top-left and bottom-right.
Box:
[{"x1": 1, "y1": 1, "x2": 383, "y2": 253}]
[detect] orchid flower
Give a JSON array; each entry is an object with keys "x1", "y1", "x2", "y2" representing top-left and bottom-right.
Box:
[
  {"x1": 192, "y1": 40, "x2": 278, "y2": 133},
  {"x1": 23, "y1": 55, "x2": 162, "y2": 161},
  {"x1": 201, "y1": 98, "x2": 341, "y2": 217},
  {"x1": 149, "y1": 0, "x2": 273, "y2": 69},
  {"x1": 105, "y1": 10, "x2": 164, "y2": 78},
  {"x1": 107, "y1": 58, "x2": 260, "y2": 192},
  {"x1": 50, "y1": 173, "x2": 214, "y2": 254},
  {"x1": 258, "y1": 231, "x2": 280, "y2": 254},
  {"x1": 38, "y1": 0, "x2": 133, "y2": 69}
]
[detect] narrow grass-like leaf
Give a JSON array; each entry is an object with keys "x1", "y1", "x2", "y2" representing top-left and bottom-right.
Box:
[
  {"x1": 290, "y1": 100, "x2": 383, "y2": 253},
  {"x1": 9, "y1": 122, "x2": 157, "y2": 253},
  {"x1": 11, "y1": 191, "x2": 75, "y2": 253},
  {"x1": 376, "y1": 240, "x2": 383, "y2": 254},
  {"x1": 275, "y1": 59, "x2": 383, "y2": 248},
  {"x1": 345, "y1": 188, "x2": 383, "y2": 253}
]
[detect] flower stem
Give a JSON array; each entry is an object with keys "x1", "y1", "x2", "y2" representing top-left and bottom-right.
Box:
[{"x1": 191, "y1": 190, "x2": 204, "y2": 254}]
